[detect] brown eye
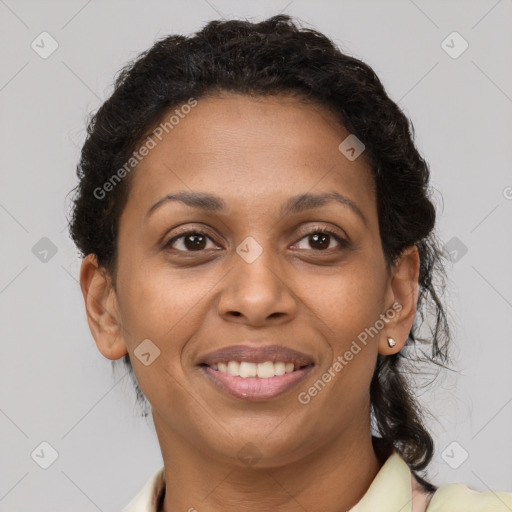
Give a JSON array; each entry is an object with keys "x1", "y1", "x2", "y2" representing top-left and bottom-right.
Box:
[
  {"x1": 292, "y1": 228, "x2": 348, "y2": 252},
  {"x1": 308, "y1": 232, "x2": 331, "y2": 250},
  {"x1": 164, "y1": 230, "x2": 218, "y2": 252}
]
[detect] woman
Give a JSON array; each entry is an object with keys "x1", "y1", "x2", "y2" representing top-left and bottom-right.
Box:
[{"x1": 68, "y1": 14, "x2": 512, "y2": 512}]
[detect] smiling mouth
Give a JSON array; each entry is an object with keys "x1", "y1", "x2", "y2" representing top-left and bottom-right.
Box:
[
  {"x1": 199, "y1": 361, "x2": 314, "y2": 401},
  {"x1": 201, "y1": 360, "x2": 311, "y2": 378}
]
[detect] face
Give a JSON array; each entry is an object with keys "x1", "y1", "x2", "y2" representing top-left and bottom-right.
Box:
[{"x1": 81, "y1": 93, "x2": 419, "y2": 468}]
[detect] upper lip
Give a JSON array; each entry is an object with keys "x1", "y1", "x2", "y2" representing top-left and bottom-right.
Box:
[{"x1": 199, "y1": 344, "x2": 315, "y2": 367}]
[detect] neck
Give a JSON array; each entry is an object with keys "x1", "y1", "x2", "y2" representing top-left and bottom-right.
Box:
[{"x1": 154, "y1": 418, "x2": 386, "y2": 512}]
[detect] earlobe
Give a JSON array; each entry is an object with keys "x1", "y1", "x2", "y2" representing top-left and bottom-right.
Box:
[
  {"x1": 378, "y1": 245, "x2": 420, "y2": 356},
  {"x1": 79, "y1": 254, "x2": 128, "y2": 360}
]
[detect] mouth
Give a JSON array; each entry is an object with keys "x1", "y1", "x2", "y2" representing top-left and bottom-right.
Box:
[{"x1": 197, "y1": 344, "x2": 315, "y2": 401}]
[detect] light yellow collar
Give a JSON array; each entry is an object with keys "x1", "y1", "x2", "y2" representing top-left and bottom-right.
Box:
[{"x1": 348, "y1": 452, "x2": 414, "y2": 512}]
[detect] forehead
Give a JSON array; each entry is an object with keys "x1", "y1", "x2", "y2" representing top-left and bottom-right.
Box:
[{"x1": 124, "y1": 93, "x2": 376, "y2": 221}]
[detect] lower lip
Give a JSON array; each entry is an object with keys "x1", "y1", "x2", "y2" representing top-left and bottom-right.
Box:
[{"x1": 201, "y1": 365, "x2": 313, "y2": 401}]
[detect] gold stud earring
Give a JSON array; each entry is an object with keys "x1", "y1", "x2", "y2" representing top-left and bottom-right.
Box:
[{"x1": 387, "y1": 337, "x2": 396, "y2": 348}]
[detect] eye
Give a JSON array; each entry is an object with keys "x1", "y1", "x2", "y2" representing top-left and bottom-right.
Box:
[
  {"x1": 164, "y1": 229, "x2": 219, "y2": 252},
  {"x1": 291, "y1": 226, "x2": 348, "y2": 252}
]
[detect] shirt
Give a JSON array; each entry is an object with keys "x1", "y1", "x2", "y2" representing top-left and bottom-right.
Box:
[{"x1": 121, "y1": 451, "x2": 512, "y2": 511}]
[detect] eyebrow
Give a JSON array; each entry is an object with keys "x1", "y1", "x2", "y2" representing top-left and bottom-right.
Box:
[{"x1": 145, "y1": 190, "x2": 367, "y2": 226}]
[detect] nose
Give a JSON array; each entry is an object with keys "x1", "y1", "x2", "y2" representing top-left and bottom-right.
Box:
[{"x1": 217, "y1": 244, "x2": 297, "y2": 327}]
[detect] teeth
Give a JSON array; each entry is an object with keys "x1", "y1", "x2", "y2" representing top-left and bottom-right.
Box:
[
  {"x1": 211, "y1": 360, "x2": 299, "y2": 378},
  {"x1": 274, "y1": 361, "x2": 286, "y2": 376},
  {"x1": 227, "y1": 361, "x2": 240, "y2": 376},
  {"x1": 256, "y1": 361, "x2": 274, "y2": 378},
  {"x1": 239, "y1": 362, "x2": 257, "y2": 378}
]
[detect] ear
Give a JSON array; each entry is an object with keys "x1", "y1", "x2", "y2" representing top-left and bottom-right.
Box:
[
  {"x1": 378, "y1": 245, "x2": 420, "y2": 356},
  {"x1": 79, "y1": 254, "x2": 128, "y2": 360}
]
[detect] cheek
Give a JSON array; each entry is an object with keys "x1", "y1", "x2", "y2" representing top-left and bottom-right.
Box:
[
  {"x1": 306, "y1": 255, "x2": 386, "y2": 396},
  {"x1": 115, "y1": 263, "x2": 223, "y2": 402},
  {"x1": 115, "y1": 267, "x2": 201, "y2": 410},
  {"x1": 116, "y1": 262, "x2": 206, "y2": 344},
  {"x1": 317, "y1": 258, "x2": 387, "y2": 341}
]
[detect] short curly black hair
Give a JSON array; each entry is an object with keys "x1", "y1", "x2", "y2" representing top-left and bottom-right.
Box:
[{"x1": 68, "y1": 14, "x2": 452, "y2": 481}]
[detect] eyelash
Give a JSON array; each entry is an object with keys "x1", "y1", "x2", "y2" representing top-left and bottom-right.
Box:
[{"x1": 163, "y1": 225, "x2": 349, "y2": 254}]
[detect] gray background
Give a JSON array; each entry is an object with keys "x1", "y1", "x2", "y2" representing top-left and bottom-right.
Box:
[{"x1": 1, "y1": 0, "x2": 511, "y2": 510}]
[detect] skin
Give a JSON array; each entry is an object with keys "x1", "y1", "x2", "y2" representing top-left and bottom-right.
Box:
[{"x1": 80, "y1": 93, "x2": 422, "y2": 512}]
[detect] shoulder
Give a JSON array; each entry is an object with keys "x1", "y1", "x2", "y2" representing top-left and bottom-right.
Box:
[{"x1": 426, "y1": 482, "x2": 512, "y2": 511}]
